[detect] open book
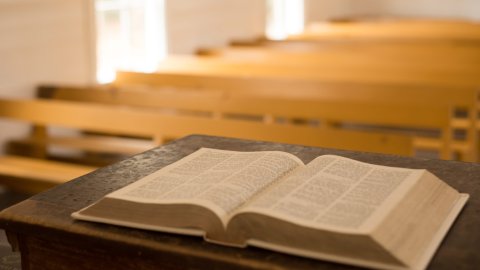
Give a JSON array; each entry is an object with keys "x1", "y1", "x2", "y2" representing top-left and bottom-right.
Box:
[{"x1": 72, "y1": 148, "x2": 468, "y2": 270}]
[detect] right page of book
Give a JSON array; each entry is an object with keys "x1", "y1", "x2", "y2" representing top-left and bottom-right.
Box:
[{"x1": 238, "y1": 155, "x2": 424, "y2": 233}]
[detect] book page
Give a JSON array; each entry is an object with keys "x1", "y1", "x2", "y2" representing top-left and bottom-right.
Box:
[
  {"x1": 239, "y1": 155, "x2": 423, "y2": 233},
  {"x1": 107, "y1": 148, "x2": 303, "y2": 223}
]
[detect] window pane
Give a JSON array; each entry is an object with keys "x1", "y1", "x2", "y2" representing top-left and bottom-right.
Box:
[
  {"x1": 266, "y1": 0, "x2": 304, "y2": 40},
  {"x1": 95, "y1": 0, "x2": 166, "y2": 83}
]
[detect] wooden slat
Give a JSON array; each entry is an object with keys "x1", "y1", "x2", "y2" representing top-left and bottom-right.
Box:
[
  {"x1": 198, "y1": 45, "x2": 480, "y2": 73},
  {"x1": 0, "y1": 98, "x2": 413, "y2": 156},
  {"x1": 38, "y1": 85, "x2": 452, "y2": 128},
  {"x1": 147, "y1": 56, "x2": 480, "y2": 88},
  {"x1": 11, "y1": 135, "x2": 155, "y2": 156},
  {"x1": 115, "y1": 71, "x2": 478, "y2": 105},
  {"x1": 0, "y1": 155, "x2": 96, "y2": 184}
]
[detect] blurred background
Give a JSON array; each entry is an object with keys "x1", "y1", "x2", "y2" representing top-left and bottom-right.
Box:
[
  {"x1": 2, "y1": 0, "x2": 479, "y2": 96},
  {"x1": 0, "y1": 0, "x2": 479, "y2": 198}
]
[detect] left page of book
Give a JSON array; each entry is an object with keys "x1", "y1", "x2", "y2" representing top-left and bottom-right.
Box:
[{"x1": 74, "y1": 148, "x2": 304, "y2": 231}]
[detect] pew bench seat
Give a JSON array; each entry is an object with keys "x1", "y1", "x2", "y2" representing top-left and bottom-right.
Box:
[{"x1": 0, "y1": 155, "x2": 96, "y2": 193}]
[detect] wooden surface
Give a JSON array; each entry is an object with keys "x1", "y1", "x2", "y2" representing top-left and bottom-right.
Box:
[
  {"x1": 0, "y1": 187, "x2": 25, "y2": 270},
  {"x1": 0, "y1": 134, "x2": 478, "y2": 270}
]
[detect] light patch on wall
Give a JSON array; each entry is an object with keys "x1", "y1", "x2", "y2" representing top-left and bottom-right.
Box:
[
  {"x1": 95, "y1": 0, "x2": 167, "y2": 83},
  {"x1": 266, "y1": 0, "x2": 305, "y2": 40}
]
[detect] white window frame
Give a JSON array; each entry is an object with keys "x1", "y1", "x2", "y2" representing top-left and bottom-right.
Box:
[
  {"x1": 94, "y1": 0, "x2": 167, "y2": 83},
  {"x1": 266, "y1": 0, "x2": 305, "y2": 40}
]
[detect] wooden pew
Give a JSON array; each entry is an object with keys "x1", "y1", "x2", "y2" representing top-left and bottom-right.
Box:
[
  {"x1": 115, "y1": 71, "x2": 479, "y2": 162},
  {"x1": 127, "y1": 55, "x2": 479, "y2": 88},
  {"x1": 33, "y1": 83, "x2": 463, "y2": 159},
  {"x1": 293, "y1": 19, "x2": 480, "y2": 41},
  {"x1": 133, "y1": 56, "x2": 478, "y2": 140},
  {"x1": 196, "y1": 44, "x2": 480, "y2": 74},
  {"x1": 214, "y1": 35, "x2": 480, "y2": 55},
  {"x1": 227, "y1": 20, "x2": 480, "y2": 60},
  {"x1": 34, "y1": 86, "x2": 419, "y2": 154},
  {"x1": 0, "y1": 97, "x2": 414, "y2": 193},
  {"x1": 231, "y1": 20, "x2": 480, "y2": 57}
]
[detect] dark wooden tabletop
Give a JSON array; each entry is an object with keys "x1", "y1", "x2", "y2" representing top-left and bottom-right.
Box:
[{"x1": 0, "y1": 135, "x2": 478, "y2": 270}]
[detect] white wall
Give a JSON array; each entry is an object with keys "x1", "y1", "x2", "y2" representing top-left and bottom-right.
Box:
[
  {"x1": 0, "y1": 0, "x2": 95, "y2": 152},
  {"x1": 0, "y1": 0, "x2": 95, "y2": 97},
  {"x1": 347, "y1": 0, "x2": 480, "y2": 20},
  {"x1": 305, "y1": 0, "x2": 351, "y2": 22},
  {"x1": 306, "y1": 0, "x2": 480, "y2": 22},
  {"x1": 380, "y1": 0, "x2": 480, "y2": 20},
  {"x1": 165, "y1": 0, "x2": 266, "y2": 54}
]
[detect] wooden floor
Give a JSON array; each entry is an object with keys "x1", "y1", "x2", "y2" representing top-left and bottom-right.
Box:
[{"x1": 0, "y1": 186, "x2": 27, "y2": 270}]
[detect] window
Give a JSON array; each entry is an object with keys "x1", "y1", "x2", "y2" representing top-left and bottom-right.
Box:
[
  {"x1": 95, "y1": 0, "x2": 167, "y2": 83},
  {"x1": 266, "y1": 0, "x2": 305, "y2": 40}
]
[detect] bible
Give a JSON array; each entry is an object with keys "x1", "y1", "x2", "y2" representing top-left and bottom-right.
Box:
[{"x1": 72, "y1": 148, "x2": 468, "y2": 270}]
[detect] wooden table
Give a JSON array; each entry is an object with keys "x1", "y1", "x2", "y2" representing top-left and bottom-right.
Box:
[{"x1": 0, "y1": 135, "x2": 478, "y2": 269}]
